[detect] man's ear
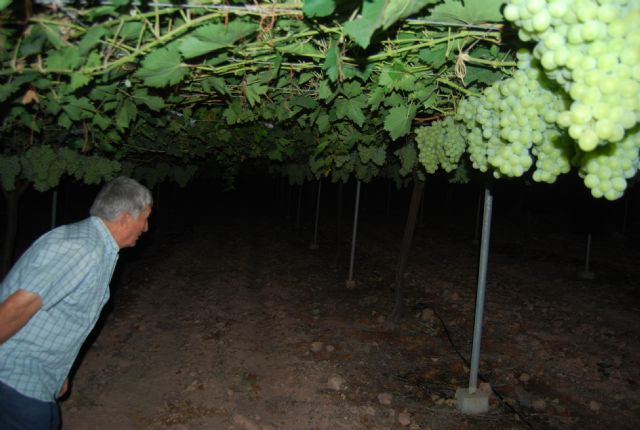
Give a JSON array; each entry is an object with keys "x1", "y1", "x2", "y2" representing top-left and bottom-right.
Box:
[{"x1": 115, "y1": 212, "x2": 132, "y2": 228}]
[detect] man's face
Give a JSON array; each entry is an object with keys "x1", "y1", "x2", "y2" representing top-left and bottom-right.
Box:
[{"x1": 119, "y1": 205, "x2": 152, "y2": 248}]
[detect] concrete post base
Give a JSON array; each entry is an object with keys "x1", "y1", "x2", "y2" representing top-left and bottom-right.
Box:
[{"x1": 455, "y1": 387, "x2": 489, "y2": 414}]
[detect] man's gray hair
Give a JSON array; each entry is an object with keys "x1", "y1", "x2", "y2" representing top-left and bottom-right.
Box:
[{"x1": 90, "y1": 176, "x2": 153, "y2": 221}]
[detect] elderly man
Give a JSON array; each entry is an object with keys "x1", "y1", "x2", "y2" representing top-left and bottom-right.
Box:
[{"x1": 0, "y1": 176, "x2": 152, "y2": 430}]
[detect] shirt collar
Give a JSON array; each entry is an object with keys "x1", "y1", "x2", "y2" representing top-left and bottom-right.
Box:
[{"x1": 90, "y1": 216, "x2": 120, "y2": 253}]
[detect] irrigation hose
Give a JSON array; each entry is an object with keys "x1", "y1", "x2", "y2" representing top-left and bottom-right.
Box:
[{"x1": 426, "y1": 305, "x2": 534, "y2": 428}]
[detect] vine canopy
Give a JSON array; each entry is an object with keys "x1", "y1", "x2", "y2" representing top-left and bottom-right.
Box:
[{"x1": 0, "y1": 0, "x2": 638, "y2": 200}]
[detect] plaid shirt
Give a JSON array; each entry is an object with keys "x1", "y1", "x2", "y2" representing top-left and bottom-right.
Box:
[{"x1": 0, "y1": 216, "x2": 118, "y2": 401}]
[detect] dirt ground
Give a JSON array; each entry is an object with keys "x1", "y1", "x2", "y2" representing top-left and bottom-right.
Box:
[{"x1": 59, "y1": 204, "x2": 640, "y2": 430}]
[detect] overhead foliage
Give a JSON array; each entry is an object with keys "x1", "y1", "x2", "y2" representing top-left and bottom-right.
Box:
[
  {"x1": 19, "y1": 0, "x2": 638, "y2": 202},
  {"x1": 0, "y1": 0, "x2": 514, "y2": 190}
]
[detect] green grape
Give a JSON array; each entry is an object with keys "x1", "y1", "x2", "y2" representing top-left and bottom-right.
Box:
[
  {"x1": 457, "y1": 57, "x2": 567, "y2": 180},
  {"x1": 415, "y1": 117, "x2": 466, "y2": 174},
  {"x1": 532, "y1": 132, "x2": 573, "y2": 183},
  {"x1": 505, "y1": 0, "x2": 640, "y2": 152},
  {"x1": 440, "y1": 117, "x2": 466, "y2": 172},
  {"x1": 415, "y1": 124, "x2": 441, "y2": 174},
  {"x1": 456, "y1": 97, "x2": 493, "y2": 172},
  {"x1": 577, "y1": 130, "x2": 640, "y2": 200}
]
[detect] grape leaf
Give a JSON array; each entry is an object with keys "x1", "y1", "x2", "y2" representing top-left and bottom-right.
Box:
[
  {"x1": 44, "y1": 99, "x2": 61, "y2": 115},
  {"x1": 116, "y1": 100, "x2": 137, "y2": 131},
  {"x1": 58, "y1": 112, "x2": 72, "y2": 129},
  {"x1": 371, "y1": 147, "x2": 386, "y2": 166},
  {"x1": 0, "y1": 81, "x2": 19, "y2": 103},
  {"x1": 85, "y1": 51, "x2": 101, "y2": 68},
  {"x1": 413, "y1": 85, "x2": 437, "y2": 108},
  {"x1": 303, "y1": 0, "x2": 336, "y2": 17},
  {"x1": 341, "y1": 81, "x2": 363, "y2": 98},
  {"x1": 132, "y1": 89, "x2": 165, "y2": 111},
  {"x1": 19, "y1": 26, "x2": 47, "y2": 57},
  {"x1": 385, "y1": 104, "x2": 417, "y2": 140},
  {"x1": 368, "y1": 87, "x2": 385, "y2": 110},
  {"x1": 344, "y1": 63, "x2": 375, "y2": 81},
  {"x1": 344, "y1": 0, "x2": 437, "y2": 48},
  {"x1": 381, "y1": 0, "x2": 438, "y2": 29},
  {"x1": 102, "y1": 101, "x2": 118, "y2": 112},
  {"x1": 379, "y1": 62, "x2": 416, "y2": 92},
  {"x1": 359, "y1": 144, "x2": 387, "y2": 166},
  {"x1": 202, "y1": 77, "x2": 229, "y2": 95},
  {"x1": 89, "y1": 85, "x2": 117, "y2": 102},
  {"x1": 318, "y1": 80, "x2": 334, "y2": 100},
  {"x1": 46, "y1": 47, "x2": 82, "y2": 70},
  {"x1": 40, "y1": 23, "x2": 65, "y2": 49},
  {"x1": 245, "y1": 82, "x2": 268, "y2": 107},
  {"x1": 383, "y1": 92, "x2": 405, "y2": 107},
  {"x1": 290, "y1": 95, "x2": 318, "y2": 110},
  {"x1": 179, "y1": 21, "x2": 257, "y2": 59},
  {"x1": 277, "y1": 42, "x2": 323, "y2": 58},
  {"x1": 92, "y1": 114, "x2": 111, "y2": 130},
  {"x1": 335, "y1": 97, "x2": 366, "y2": 127},
  {"x1": 63, "y1": 96, "x2": 95, "y2": 121},
  {"x1": 135, "y1": 45, "x2": 188, "y2": 87},
  {"x1": 427, "y1": 0, "x2": 506, "y2": 23},
  {"x1": 78, "y1": 27, "x2": 106, "y2": 55},
  {"x1": 33, "y1": 78, "x2": 51, "y2": 90},
  {"x1": 343, "y1": 0, "x2": 386, "y2": 49},
  {"x1": 69, "y1": 73, "x2": 91, "y2": 91},
  {"x1": 269, "y1": 54, "x2": 282, "y2": 81},
  {"x1": 299, "y1": 73, "x2": 315, "y2": 85},
  {"x1": 464, "y1": 65, "x2": 502, "y2": 85},
  {"x1": 0, "y1": 0, "x2": 11, "y2": 12},
  {"x1": 323, "y1": 44, "x2": 341, "y2": 82},
  {"x1": 223, "y1": 100, "x2": 254, "y2": 124},
  {"x1": 20, "y1": 111, "x2": 40, "y2": 132},
  {"x1": 120, "y1": 22, "x2": 144, "y2": 41},
  {"x1": 316, "y1": 112, "x2": 331, "y2": 133},
  {"x1": 419, "y1": 46, "x2": 448, "y2": 68}
]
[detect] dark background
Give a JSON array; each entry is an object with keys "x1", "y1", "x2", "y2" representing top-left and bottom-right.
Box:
[{"x1": 3, "y1": 171, "x2": 638, "y2": 282}]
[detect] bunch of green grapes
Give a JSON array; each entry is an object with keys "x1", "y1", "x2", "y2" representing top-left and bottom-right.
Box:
[
  {"x1": 577, "y1": 129, "x2": 640, "y2": 200},
  {"x1": 456, "y1": 62, "x2": 567, "y2": 180},
  {"x1": 415, "y1": 117, "x2": 466, "y2": 174},
  {"x1": 416, "y1": 124, "x2": 441, "y2": 173},
  {"x1": 440, "y1": 117, "x2": 467, "y2": 172},
  {"x1": 504, "y1": 0, "x2": 640, "y2": 151},
  {"x1": 456, "y1": 96, "x2": 494, "y2": 172},
  {"x1": 21, "y1": 146, "x2": 66, "y2": 191},
  {"x1": 531, "y1": 130, "x2": 573, "y2": 183}
]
